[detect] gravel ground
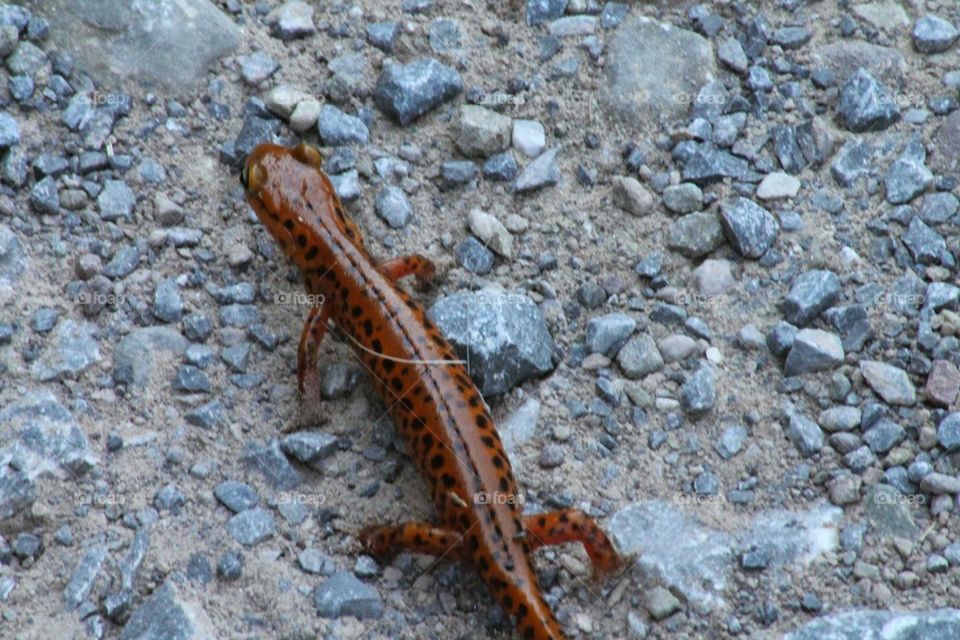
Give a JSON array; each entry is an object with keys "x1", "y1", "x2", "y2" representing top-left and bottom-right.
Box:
[{"x1": 1, "y1": 1, "x2": 960, "y2": 639}]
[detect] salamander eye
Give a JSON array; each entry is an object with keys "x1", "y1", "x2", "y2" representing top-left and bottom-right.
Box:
[
  {"x1": 243, "y1": 163, "x2": 266, "y2": 192},
  {"x1": 292, "y1": 143, "x2": 323, "y2": 169}
]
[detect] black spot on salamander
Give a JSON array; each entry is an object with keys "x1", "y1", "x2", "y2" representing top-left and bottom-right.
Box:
[
  {"x1": 362, "y1": 319, "x2": 374, "y2": 336},
  {"x1": 430, "y1": 454, "x2": 444, "y2": 469}
]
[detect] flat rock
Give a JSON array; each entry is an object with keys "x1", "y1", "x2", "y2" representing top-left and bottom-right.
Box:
[
  {"x1": 785, "y1": 609, "x2": 960, "y2": 640},
  {"x1": 611, "y1": 501, "x2": 840, "y2": 612},
  {"x1": 374, "y1": 58, "x2": 463, "y2": 125},
  {"x1": 779, "y1": 270, "x2": 841, "y2": 327},
  {"x1": 719, "y1": 197, "x2": 778, "y2": 259},
  {"x1": 860, "y1": 360, "x2": 916, "y2": 406},
  {"x1": 113, "y1": 326, "x2": 188, "y2": 387},
  {"x1": 30, "y1": 0, "x2": 240, "y2": 91},
  {"x1": 429, "y1": 290, "x2": 556, "y2": 396},
  {"x1": 603, "y1": 16, "x2": 715, "y2": 129},
  {"x1": 314, "y1": 571, "x2": 384, "y2": 619},
  {"x1": 30, "y1": 319, "x2": 101, "y2": 382},
  {"x1": 784, "y1": 329, "x2": 844, "y2": 376},
  {"x1": 119, "y1": 582, "x2": 218, "y2": 640}
]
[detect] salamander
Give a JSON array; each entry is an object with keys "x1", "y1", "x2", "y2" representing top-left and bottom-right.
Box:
[{"x1": 240, "y1": 142, "x2": 624, "y2": 640}]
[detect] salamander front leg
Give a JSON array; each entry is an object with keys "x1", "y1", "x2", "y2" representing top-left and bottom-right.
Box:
[
  {"x1": 522, "y1": 509, "x2": 626, "y2": 578},
  {"x1": 359, "y1": 522, "x2": 467, "y2": 561},
  {"x1": 296, "y1": 303, "x2": 331, "y2": 396},
  {"x1": 381, "y1": 254, "x2": 437, "y2": 285}
]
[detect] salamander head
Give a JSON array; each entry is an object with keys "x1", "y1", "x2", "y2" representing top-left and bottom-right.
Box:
[{"x1": 240, "y1": 142, "x2": 364, "y2": 255}]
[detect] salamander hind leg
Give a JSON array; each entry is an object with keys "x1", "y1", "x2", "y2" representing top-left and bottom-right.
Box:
[
  {"x1": 381, "y1": 254, "x2": 437, "y2": 285},
  {"x1": 359, "y1": 522, "x2": 467, "y2": 561},
  {"x1": 523, "y1": 509, "x2": 627, "y2": 579}
]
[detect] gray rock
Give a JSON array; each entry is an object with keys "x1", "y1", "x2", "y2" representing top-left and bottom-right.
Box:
[
  {"x1": 98, "y1": 180, "x2": 136, "y2": 221},
  {"x1": 214, "y1": 481, "x2": 259, "y2": 513},
  {"x1": 429, "y1": 290, "x2": 555, "y2": 396},
  {"x1": 937, "y1": 413, "x2": 960, "y2": 452},
  {"x1": 918, "y1": 192, "x2": 959, "y2": 226},
  {"x1": 373, "y1": 58, "x2": 462, "y2": 125},
  {"x1": 153, "y1": 278, "x2": 182, "y2": 323},
  {"x1": 154, "y1": 483, "x2": 186, "y2": 512},
  {"x1": 902, "y1": 217, "x2": 946, "y2": 265},
  {"x1": 884, "y1": 136, "x2": 933, "y2": 205},
  {"x1": 30, "y1": 176, "x2": 59, "y2": 215},
  {"x1": 0, "y1": 111, "x2": 19, "y2": 147},
  {"x1": 455, "y1": 105, "x2": 511, "y2": 158},
  {"x1": 662, "y1": 183, "x2": 703, "y2": 214},
  {"x1": 30, "y1": 319, "x2": 101, "y2": 382},
  {"x1": 318, "y1": 104, "x2": 369, "y2": 146},
  {"x1": 784, "y1": 407, "x2": 824, "y2": 456},
  {"x1": 299, "y1": 548, "x2": 336, "y2": 575},
  {"x1": 241, "y1": 439, "x2": 302, "y2": 490},
  {"x1": 610, "y1": 500, "x2": 840, "y2": 611},
  {"x1": 454, "y1": 237, "x2": 494, "y2": 274},
  {"x1": 514, "y1": 147, "x2": 560, "y2": 193},
  {"x1": 715, "y1": 425, "x2": 748, "y2": 459},
  {"x1": 913, "y1": 15, "x2": 959, "y2": 54},
  {"x1": 239, "y1": 51, "x2": 278, "y2": 85},
  {"x1": 119, "y1": 582, "x2": 218, "y2": 640},
  {"x1": 500, "y1": 398, "x2": 540, "y2": 453},
  {"x1": 784, "y1": 329, "x2": 844, "y2": 376},
  {"x1": 314, "y1": 571, "x2": 384, "y2": 619},
  {"x1": 374, "y1": 186, "x2": 412, "y2": 229},
  {"x1": 771, "y1": 125, "x2": 807, "y2": 174},
  {"x1": 33, "y1": 0, "x2": 240, "y2": 91},
  {"x1": 366, "y1": 22, "x2": 398, "y2": 53},
  {"x1": 863, "y1": 484, "x2": 920, "y2": 540},
  {"x1": 226, "y1": 507, "x2": 276, "y2": 545},
  {"x1": 779, "y1": 270, "x2": 841, "y2": 327},
  {"x1": 270, "y1": 0, "x2": 316, "y2": 40},
  {"x1": 838, "y1": 68, "x2": 900, "y2": 133},
  {"x1": 773, "y1": 26, "x2": 812, "y2": 50},
  {"x1": 831, "y1": 139, "x2": 885, "y2": 187},
  {"x1": 114, "y1": 327, "x2": 187, "y2": 387},
  {"x1": 920, "y1": 473, "x2": 960, "y2": 495},
  {"x1": 63, "y1": 546, "x2": 107, "y2": 609},
  {"x1": 319, "y1": 363, "x2": 360, "y2": 400},
  {"x1": 784, "y1": 609, "x2": 960, "y2": 640},
  {"x1": 184, "y1": 400, "x2": 228, "y2": 430},
  {"x1": 717, "y1": 37, "x2": 748, "y2": 73},
  {"x1": 172, "y1": 365, "x2": 210, "y2": 393},
  {"x1": 482, "y1": 152, "x2": 518, "y2": 181},
  {"x1": 681, "y1": 366, "x2": 716, "y2": 414},
  {"x1": 667, "y1": 211, "x2": 725, "y2": 258},
  {"x1": 280, "y1": 431, "x2": 338, "y2": 464},
  {"x1": 216, "y1": 551, "x2": 243, "y2": 581},
  {"x1": 863, "y1": 418, "x2": 905, "y2": 454},
  {"x1": 585, "y1": 313, "x2": 635, "y2": 357},
  {"x1": 719, "y1": 197, "x2": 778, "y2": 259},
  {"x1": 860, "y1": 360, "x2": 915, "y2": 406},
  {"x1": 819, "y1": 407, "x2": 861, "y2": 432},
  {"x1": 0, "y1": 224, "x2": 25, "y2": 282},
  {"x1": 603, "y1": 16, "x2": 714, "y2": 128},
  {"x1": 678, "y1": 142, "x2": 751, "y2": 185},
  {"x1": 617, "y1": 334, "x2": 664, "y2": 379},
  {"x1": 328, "y1": 170, "x2": 361, "y2": 202},
  {"x1": 644, "y1": 586, "x2": 681, "y2": 620}
]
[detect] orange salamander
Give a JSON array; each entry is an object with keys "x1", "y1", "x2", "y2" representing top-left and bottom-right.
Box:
[{"x1": 240, "y1": 142, "x2": 624, "y2": 640}]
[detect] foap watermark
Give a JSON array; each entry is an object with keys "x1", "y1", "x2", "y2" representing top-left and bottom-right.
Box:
[
  {"x1": 77, "y1": 91, "x2": 132, "y2": 111},
  {"x1": 273, "y1": 291, "x2": 326, "y2": 307},
  {"x1": 474, "y1": 491, "x2": 525, "y2": 506},
  {"x1": 673, "y1": 290, "x2": 727, "y2": 311},
  {"x1": 872, "y1": 491, "x2": 925, "y2": 506},
  {"x1": 73, "y1": 291, "x2": 126, "y2": 306},
  {"x1": 472, "y1": 91, "x2": 525, "y2": 107},
  {"x1": 277, "y1": 491, "x2": 327, "y2": 507},
  {"x1": 673, "y1": 492, "x2": 725, "y2": 507}
]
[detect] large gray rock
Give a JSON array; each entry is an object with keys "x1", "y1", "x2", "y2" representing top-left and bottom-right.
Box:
[
  {"x1": 610, "y1": 501, "x2": 841, "y2": 612},
  {"x1": 27, "y1": 0, "x2": 241, "y2": 91},
  {"x1": 119, "y1": 582, "x2": 218, "y2": 640},
  {"x1": 785, "y1": 609, "x2": 960, "y2": 640},
  {"x1": 603, "y1": 16, "x2": 715, "y2": 129},
  {"x1": 113, "y1": 326, "x2": 188, "y2": 387},
  {"x1": 30, "y1": 320, "x2": 102, "y2": 382},
  {"x1": 373, "y1": 58, "x2": 463, "y2": 125},
  {"x1": 429, "y1": 290, "x2": 556, "y2": 396}
]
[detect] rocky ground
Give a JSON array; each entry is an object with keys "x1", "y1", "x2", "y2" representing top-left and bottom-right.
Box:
[{"x1": 1, "y1": 0, "x2": 960, "y2": 638}]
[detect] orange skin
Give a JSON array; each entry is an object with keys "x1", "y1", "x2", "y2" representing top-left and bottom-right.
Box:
[{"x1": 241, "y1": 143, "x2": 624, "y2": 640}]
